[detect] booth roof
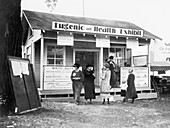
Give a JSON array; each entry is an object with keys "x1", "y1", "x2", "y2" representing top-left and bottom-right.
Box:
[
  {"x1": 22, "y1": 10, "x2": 162, "y2": 40},
  {"x1": 151, "y1": 61, "x2": 170, "y2": 71}
]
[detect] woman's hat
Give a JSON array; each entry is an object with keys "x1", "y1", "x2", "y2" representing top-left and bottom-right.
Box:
[
  {"x1": 86, "y1": 64, "x2": 93, "y2": 68},
  {"x1": 73, "y1": 63, "x2": 80, "y2": 68},
  {"x1": 109, "y1": 56, "x2": 114, "y2": 59},
  {"x1": 104, "y1": 63, "x2": 110, "y2": 68}
]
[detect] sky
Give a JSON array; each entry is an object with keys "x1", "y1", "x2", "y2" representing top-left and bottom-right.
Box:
[{"x1": 22, "y1": 0, "x2": 170, "y2": 42}]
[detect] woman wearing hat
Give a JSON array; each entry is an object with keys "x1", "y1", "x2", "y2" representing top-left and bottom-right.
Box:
[
  {"x1": 107, "y1": 56, "x2": 117, "y2": 88},
  {"x1": 123, "y1": 68, "x2": 138, "y2": 103},
  {"x1": 100, "y1": 63, "x2": 111, "y2": 104},
  {"x1": 71, "y1": 63, "x2": 84, "y2": 105},
  {"x1": 83, "y1": 64, "x2": 96, "y2": 104}
]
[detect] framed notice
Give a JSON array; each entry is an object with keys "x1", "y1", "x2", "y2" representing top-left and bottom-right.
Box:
[
  {"x1": 43, "y1": 66, "x2": 74, "y2": 90},
  {"x1": 133, "y1": 55, "x2": 148, "y2": 66},
  {"x1": 96, "y1": 35, "x2": 110, "y2": 48},
  {"x1": 57, "y1": 32, "x2": 74, "y2": 46},
  {"x1": 121, "y1": 67, "x2": 149, "y2": 88}
]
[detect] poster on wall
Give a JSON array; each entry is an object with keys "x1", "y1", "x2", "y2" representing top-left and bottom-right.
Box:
[
  {"x1": 121, "y1": 67, "x2": 149, "y2": 88},
  {"x1": 126, "y1": 38, "x2": 139, "y2": 49},
  {"x1": 44, "y1": 66, "x2": 74, "y2": 90},
  {"x1": 96, "y1": 35, "x2": 110, "y2": 48},
  {"x1": 57, "y1": 32, "x2": 74, "y2": 46}
]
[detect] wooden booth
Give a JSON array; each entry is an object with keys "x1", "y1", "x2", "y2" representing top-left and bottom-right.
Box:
[{"x1": 22, "y1": 10, "x2": 162, "y2": 100}]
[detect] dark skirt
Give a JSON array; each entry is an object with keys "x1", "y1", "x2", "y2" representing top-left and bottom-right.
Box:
[{"x1": 84, "y1": 79, "x2": 96, "y2": 99}]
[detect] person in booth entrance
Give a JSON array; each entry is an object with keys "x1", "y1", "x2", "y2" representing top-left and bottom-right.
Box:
[
  {"x1": 71, "y1": 63, "x2": 84, "y2": 105},
  {"x1": 123, "y1": 68, "x2": 138, "y2": 104},
  {"x1": 107, "y1": 56, "x2": 117, "y2": 88},
  {"x1": 83, "y1": 64, "x2": 96, "y2": 104}
]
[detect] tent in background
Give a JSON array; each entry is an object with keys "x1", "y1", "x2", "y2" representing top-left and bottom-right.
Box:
[{"x1": 150, "y1": 40, "x2": 170, "y2": 72}]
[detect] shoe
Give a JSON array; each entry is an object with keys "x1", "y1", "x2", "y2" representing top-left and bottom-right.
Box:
[
  {"x1": 122, "y1": 98, "x2": 126, "y2": 103},
  {"x1": 102, "y1": 99, "x2": 105, "y2": 104},
  {"x1": 107, "y1": 98, "x2": 110, "y2": 104},
  {"x1": 75, "y1": 101, "x2": 80, "y2": 105},
  {"x1": 89, "y1": 99, "x2": 92, "y2": 104},
  {"x1": 131, "y1": 99, "x2": 134, "y2": 104}
]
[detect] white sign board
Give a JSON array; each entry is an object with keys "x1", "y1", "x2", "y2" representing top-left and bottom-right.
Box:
[
  {"x1": 52, "y1": 21, "x2": 144, "y2": 37},
  {"x1": 96, "y1": 35, "x2": 110, "y2": 48},
  {"x1": 57, "y1": 33, "x2": 74, "y2": 46},
  {"x1": 121, "y1": 67, "x2": 149, "y2": 88},
  {"x1": 126, "y1": 38, "x2": 139, "y2": 49},
  {"x1": 44, "y1": 66, "x2": 74, "y2": 90}
]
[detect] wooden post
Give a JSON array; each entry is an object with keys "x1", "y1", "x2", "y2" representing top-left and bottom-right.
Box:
[
  {"x1": 99, "y1": 47, "x2": 103, "y2": 86},
  {"x1": 148, "y1": 40, "x2": 152, "y2": 89},
  {"x1": 40, "y1": 37, "x2": 44, "y2": 90},
  {"x1": 31, "y1": 42, "x2": 35, "y2": 69}
]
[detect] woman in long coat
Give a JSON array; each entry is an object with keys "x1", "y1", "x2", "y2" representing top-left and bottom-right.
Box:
[
  {"x1": 107, "y1": 56, "x2": 117, "y2": 88},
  {"x1": 71, "y1": 63, "x2": 84, "y2": 105},
  {"x1": 83, "y1": 65, "x2": 96, "y2": 104},
  {"x1": 100, "y1": 63, "x2": 111, "y2": 104},
  {"x1": 123, "y1": 68, "x2": 138, "y2": 103}
]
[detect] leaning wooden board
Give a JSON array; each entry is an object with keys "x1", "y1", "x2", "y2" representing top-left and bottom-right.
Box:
[{"x1": 8, "y1": 56, "x2": 41, "y2": 114}]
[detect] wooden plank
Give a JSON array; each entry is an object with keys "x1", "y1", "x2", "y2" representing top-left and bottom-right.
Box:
[
  {"x1": 8, "y1": 56, "x2": 41, "y2": 114},
  {"x1": 23, "y1": 64, "x2": 41, "y2": 109}
]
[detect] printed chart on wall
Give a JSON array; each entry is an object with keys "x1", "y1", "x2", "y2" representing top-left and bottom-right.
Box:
[
  {"x1": 121, "y1": 67, "x2": 149, "y2": 88},
  {"x1": 44, "y1": 66, "x2": 74, "y2": 90}
]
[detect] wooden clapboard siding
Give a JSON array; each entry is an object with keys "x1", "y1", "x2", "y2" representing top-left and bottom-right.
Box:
[
  {"x1": 66, "y1": 46, "x2": 73, "y2": 66},
  {"x1": 35, "y1": 40, "x2": 41, "y2": 88}
]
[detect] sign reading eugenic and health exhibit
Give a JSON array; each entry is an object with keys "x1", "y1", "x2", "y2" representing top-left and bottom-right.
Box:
[
  {"x1": 44, "y1": 66, "x2": 74, "y2": 90},
  {"x1": 52, "y1": 21, "x2": 143, "y2": 37},
  {"x1": 121, "y1": 67, "x2": 148, "y2": 88}
]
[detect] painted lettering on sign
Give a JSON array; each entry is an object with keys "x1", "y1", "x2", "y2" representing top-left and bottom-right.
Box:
[{"x1": 52, "y1": 21, "x2": 143, "y2": 37}]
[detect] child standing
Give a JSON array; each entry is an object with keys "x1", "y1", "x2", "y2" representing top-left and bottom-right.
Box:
[{"x1": 100, "y1": 63, "x2": 111, "y2": 104}]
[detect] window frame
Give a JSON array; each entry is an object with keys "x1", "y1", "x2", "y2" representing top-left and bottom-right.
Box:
[{"x1": 46, "y1": 44, "x2": 65, "y2": 66}]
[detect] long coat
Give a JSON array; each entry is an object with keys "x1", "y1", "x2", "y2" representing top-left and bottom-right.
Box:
[
  {"x1": 71, "y1": 70, "x2": 84, "y2": 102},
  {"x1": 100, "y1": 69, "x2": 111, "y2": 94},
  {"x1": 107, "y1": 60, "x2": 117, "y2": 88},
  {"x1": 83, "y1": 70, "x2": 96, "y2": 99},
  {"x1": 126, "y1": 73, "x2": 138, "y2": 99}
]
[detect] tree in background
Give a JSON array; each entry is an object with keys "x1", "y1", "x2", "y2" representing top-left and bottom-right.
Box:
[
  {"x1": 0, "y1": 0, "x2": 22, "y2": 116},
  {"x1": 45, "y1": 0, "x2": 58, "y2": 12}
]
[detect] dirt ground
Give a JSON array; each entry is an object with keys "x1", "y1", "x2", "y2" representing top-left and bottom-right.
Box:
[{"x1": 1, "y1": 94, "x2": 170, "y2": 128}]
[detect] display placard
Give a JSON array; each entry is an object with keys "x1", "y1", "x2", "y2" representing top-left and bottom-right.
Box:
[
  {"x1": 44, "y1": 66, "x2": 74, "y2": 90},
  {"x1": 121, "y1": 67, "x2": 148, "y2": 88},
  {"x1": 57, "y1": 33, "x2": 74, "y2": 46},
  {"x1": 96, "y1": 35, "x2": 110, "y2": 48}
]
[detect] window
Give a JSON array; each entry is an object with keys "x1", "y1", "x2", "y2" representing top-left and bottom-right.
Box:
[
  {"x1": 110, "y1": 48, "x2": 126, "y2": 67},
  {"x1": 47, "y1": 45, "x2": 64, "y2": 65}
]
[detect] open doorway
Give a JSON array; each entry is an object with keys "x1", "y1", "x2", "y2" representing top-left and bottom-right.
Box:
[{"x1": 74, "y1": 50, "x2": 99, "y2": 86}]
